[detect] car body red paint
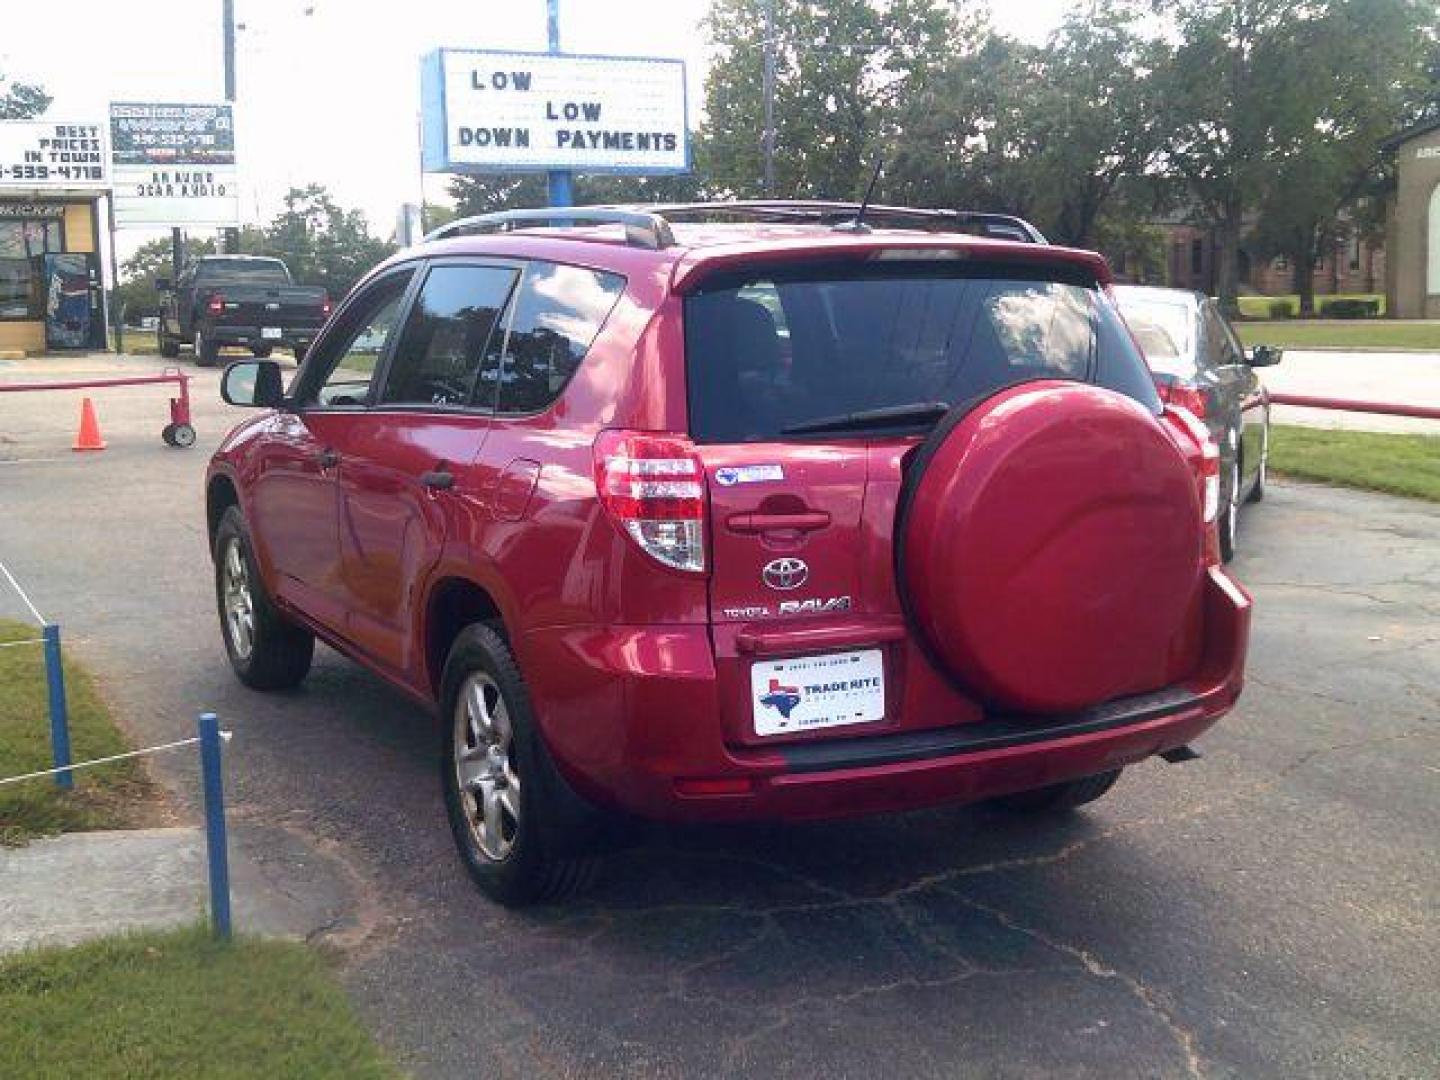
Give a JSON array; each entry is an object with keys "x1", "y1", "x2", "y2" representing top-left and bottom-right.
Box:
[{"x1": 207, "y1": 213, "x2": 1250, "y2": 832}]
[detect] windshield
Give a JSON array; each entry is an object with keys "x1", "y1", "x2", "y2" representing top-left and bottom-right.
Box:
[
  {"x1": 1113, "y1": 293, "x2": 1196, "y2": 377},
  {"x1": 685, "y1": 262, "x2": 1160, "y2": 443},
  {"x1": 198, "y1": 259, "x2": 291, "y2": 285}
]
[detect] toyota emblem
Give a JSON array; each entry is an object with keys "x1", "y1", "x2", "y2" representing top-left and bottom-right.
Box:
[{"x1": 762, "y1": 557, "x2": 809, "y2": 591}]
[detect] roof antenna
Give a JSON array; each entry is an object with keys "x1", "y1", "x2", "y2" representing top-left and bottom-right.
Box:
[{"x1": 836, "y1": 158, "x2": 883, "y2": 234}]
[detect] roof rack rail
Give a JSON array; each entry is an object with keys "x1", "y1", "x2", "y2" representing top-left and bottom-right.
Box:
[
  {"x1": 621, "y1": 200, "x2": 1049, "y2": 244},
  {"x1": 423, "y1": 207, "x2": 677, "y2": 250}
]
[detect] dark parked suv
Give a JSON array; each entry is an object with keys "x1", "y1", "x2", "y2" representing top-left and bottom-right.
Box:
[{"x1": 208, "y1": 202, "x2": 1250, "y2": 905}]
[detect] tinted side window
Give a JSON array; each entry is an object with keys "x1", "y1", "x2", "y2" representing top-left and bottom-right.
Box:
[
  {"x1": 302, "y1": 271, "x2": 413, "y2": 408},
  {"x1": 494, "y1": 262, "x2": 625, "y2": 414},
  {"x1": 381, "y1": 264, "x2": 518, "y2": 408}
]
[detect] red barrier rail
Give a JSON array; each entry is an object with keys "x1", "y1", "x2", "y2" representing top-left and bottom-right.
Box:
[
  {"x1": 0, "y1": 368, "x2": 196, "y2": 447},
  {"x1": 1268, "y1": 393, "x2": 1440, "y2": 422}
]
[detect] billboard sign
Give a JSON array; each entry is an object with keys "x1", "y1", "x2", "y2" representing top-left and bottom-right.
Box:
[
  {"x1": 110, "y1": 102, "x2": 240, "y2": 227},
  {"x1": 421, "y1": 49, "x2": 688, "y2": 175},
  {"x1": 0, "y1": 120, "x2": 108, "y2": 190}
]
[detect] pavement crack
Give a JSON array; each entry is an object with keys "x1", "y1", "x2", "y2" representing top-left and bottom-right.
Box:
[{"x1": 945, "y1": 891, "x2": 1206, "y2": 1079}]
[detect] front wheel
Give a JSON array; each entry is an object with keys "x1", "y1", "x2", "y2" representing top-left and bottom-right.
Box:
[
  {"x1": 1247, "y1": 422, "x2": 1268, "y2": 504},
  {"x1": 988, "y1": 769, "x2": 1122, "y2": 814},
  {"x1": 214, "y1": 506, "x2": 313, "y2": 689},
  {"x1": 1218, "y1": 457, "x2": 1240, "y2": 563},
  {"x1": 441, "y1": 624, "x2": 600, "y2": 906}
]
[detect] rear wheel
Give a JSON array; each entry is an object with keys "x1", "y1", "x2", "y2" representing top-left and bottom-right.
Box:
[
  {"x1": 441, "y1": 624, "x2": 600, "y2": 906},
  {"x1": 1247, "y1": 422, "x2": 1268, "y2": 504},
  {"x1": 1219, "y1": 458, "x2": 1240, "y2": 563},
  {"x1": 195, "y1": 327, "x2": 220, "y2": 367},
  {"x1": 989, "y1": 769, "x2": 1122, "y2": 814},
  {"x1": 214, "y1": 506, "x2": 313, "y2": 689}
]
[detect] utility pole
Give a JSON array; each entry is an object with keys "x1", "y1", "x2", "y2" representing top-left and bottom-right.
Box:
[
  {"x1": 545, "y1": 0, "x2": 574, "y2": 208},
  {"x1": 221, "y1": 0, "x2": 240, "y2": 253},
  {"x1": 762, "y1": 0, "x2": 776, "y2": 196}
]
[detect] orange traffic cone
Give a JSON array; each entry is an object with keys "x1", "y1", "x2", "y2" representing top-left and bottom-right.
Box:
[{"x1": 72, "y1": 397, "x2": 106, "y2": 452}]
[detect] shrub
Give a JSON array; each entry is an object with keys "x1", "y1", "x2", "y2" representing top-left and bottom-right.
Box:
[
  {"x1": 1319, "y1": 298, "x2": 1380, "y2": 319},
  {"x1": 1267, "y1": 299, "x2": 1295, "y2": 319}
]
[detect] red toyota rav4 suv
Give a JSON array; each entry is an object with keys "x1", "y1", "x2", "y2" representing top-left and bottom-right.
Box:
[{"x1": 208, "y1": 202, "x2": 1250, "y2": 906}]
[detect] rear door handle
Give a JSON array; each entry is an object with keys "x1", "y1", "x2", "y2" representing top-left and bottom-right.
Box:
[
  {"x1": 726, "y1": 511, "x2": 831, "y2": 534},
  {"x1": 316, "y1": 448, "x2": 339, "y2": 469},
  {"x1": 421, "y1": 469, "x2": 455, "y2": 491}
]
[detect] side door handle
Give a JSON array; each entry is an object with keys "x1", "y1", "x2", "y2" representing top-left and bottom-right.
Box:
[
  {"x1": 316, "y1": 448, "x2": 339, "y2": 469},
  {"x1": 420, "y1": 469, "x2": 455, "y2": 491}
]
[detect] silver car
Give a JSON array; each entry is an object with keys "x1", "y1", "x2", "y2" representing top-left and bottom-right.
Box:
[{"x1": 1113, "y1": 286, "x2": 1282, "y2": 561}]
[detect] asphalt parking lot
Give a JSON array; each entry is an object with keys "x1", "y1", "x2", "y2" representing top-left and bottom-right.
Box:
[{"x1": 1, "y1": 353, "x2": 1436, "y2": 1078}]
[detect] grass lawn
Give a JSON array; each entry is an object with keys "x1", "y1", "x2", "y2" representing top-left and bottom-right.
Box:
[
  {"x1": 0, "y1": 619, "x2": 161, "y2": 845},
  {"x1": 1270, "y1": 425, "x2": 1440, "y2": 503},
  {"x1": 0, "y1": 926, "x2": 395, "y2": 1078},
  {"x1": 1236, "y1": 320, "x2": 1440, "y2": 350}
]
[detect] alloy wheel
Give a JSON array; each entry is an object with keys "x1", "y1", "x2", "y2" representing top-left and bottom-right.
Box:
[
  {"x1": 454, "y1": 671, "x2": 521, "y2": 862},
  {"x1": 222, "y1": 538, "x2": 255, "y2": 660}
]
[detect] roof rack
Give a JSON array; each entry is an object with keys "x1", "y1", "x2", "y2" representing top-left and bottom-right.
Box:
[
  {"x1": 625, "y1": 200, "x2": 1049, "y2": 243},
  {"x1": 420, "y1": 200, "x2": 1047, "y2": 251},
  {"x1": 423, "y1": 207, "x2": 677, "y2": 250}
]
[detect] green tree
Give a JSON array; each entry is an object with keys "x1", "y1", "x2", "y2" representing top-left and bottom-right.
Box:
[
  {"x1": 0, "y1": 71, "x2": 50, "y2": 119},
  {"x1": 1153, "y1": 1, "x2": 1327, "y2": 314},
  {"x1": 446, "y1": 170, "x2": 706, "y2": 218},
  {"x1": 1249, "y1": 0, "x2": 1436, "y2": 313},
  {"x1": 258, "y1": 185, "x2": 395, "y2": 298},
  {"x1": 703, "y1": 0, "x2": 963, "y2": 199}
]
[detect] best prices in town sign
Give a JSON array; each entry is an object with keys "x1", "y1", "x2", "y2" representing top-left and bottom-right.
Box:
[
  {"x1": 421, "y1": 49, "x2": 689, "y2": 175},
  {"x1": 0, "y1": 120, "x2": 109, "y2": 190},
  {"x1": 110, "y1": 102, "x2": 240, "y2": 227}
]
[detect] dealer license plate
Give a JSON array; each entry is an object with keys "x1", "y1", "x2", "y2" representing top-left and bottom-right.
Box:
[
  {"x1": 261, "y1": 327, "x2": 282, "y2": 340},
  {"x1": 751, "y1": 649, "x2": 885, "y2": 737}
]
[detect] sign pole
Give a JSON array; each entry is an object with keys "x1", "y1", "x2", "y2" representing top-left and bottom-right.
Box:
[
  {"x1": 545, "y1": 0, "x2": 574, "y2": 208},
  {"x1": 106, "y1": 195, "x2": 123, "y2": 354}
]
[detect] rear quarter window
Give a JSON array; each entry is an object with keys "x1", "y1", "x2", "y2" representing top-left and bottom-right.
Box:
[{"x1": 685, "y1": 261, "x2": 1161, "y2": 443}]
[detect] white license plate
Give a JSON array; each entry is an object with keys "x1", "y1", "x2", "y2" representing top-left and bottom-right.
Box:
[
  {"x1": 751, "y1": 649, "x2": 885, "y2": 737},
  {"x1": 260, "y1": 327, "x2": 282, "y2": 340}
]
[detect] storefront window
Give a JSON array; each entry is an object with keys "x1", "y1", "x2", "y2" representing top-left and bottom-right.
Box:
[{"x1": 0, "y1": 218, "x2": 63, "y2": 320}]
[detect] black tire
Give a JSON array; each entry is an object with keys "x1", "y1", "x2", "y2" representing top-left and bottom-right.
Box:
[
  {"x1": 195, "y1": 327, "x2": 220, "y2": 367},
  {"x1": 158, "y1": 324, "x2": 180, "y2": 359},
  {"x1": 252, "y1": 345, "x2": 273, "y2": 358},
  {"x1": 989, "y1": 768, "x2": 1122, "y2": 814},
  {"x1": 1246, "y1": 422, "x2": 1268, "y2": 504},
  {"x1": 1218, "y1": 457, "x2": 1240, "y2": 563},
  {"x1": 213, "y1": 506, "x2": 314, "y2": 690},
  {"x1": 441, "y1": 624, "x2": 601, "y2": 906},
  {"x1": 161, "y1": 423, "x2": 176, "y2": 446},
  {"x1": 292, "y1": 344, "x2": 308, "y2": 363}
]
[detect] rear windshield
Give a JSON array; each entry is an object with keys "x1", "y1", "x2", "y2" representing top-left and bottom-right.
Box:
[
  {"x1": 1113, "y1": 293, "x2": 1195, "y2": 378},
  {"x1": 685, "y1": 262, "x2": 1161, "y2": 442},
  {"x1": 197, "y1": 259, "x2": 290, "y2": 285}
]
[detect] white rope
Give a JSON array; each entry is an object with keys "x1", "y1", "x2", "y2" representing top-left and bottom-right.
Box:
[
  {"x1": 0, "y1": 556, "x2": 47, "y2": 626},
  {"x1": 0, "y1": 731, "x2": 232, "y2": 788},
  {"x1": 0, "y1": 638, "x2": 44, "y2": 649}
]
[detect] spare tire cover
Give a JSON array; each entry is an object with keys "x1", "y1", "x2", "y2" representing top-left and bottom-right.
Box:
[{"x1": 899, "y1": 380, "x2": 1202, "y2": 714}]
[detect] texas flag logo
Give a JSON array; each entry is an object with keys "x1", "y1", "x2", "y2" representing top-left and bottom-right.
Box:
[{"x1": 758, "y1": 678, "x2": 802, "y2": 720}]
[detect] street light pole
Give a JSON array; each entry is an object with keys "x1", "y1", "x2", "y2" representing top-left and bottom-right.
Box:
[
  {"x1": 221, "y1": 0, "x2": 239, "y2": 253},
  {"x1": 545, "y1": 0, "x2": 574, "y2": 208}
]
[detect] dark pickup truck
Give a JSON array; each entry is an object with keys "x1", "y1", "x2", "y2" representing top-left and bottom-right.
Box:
[{"x1": 157, "y1": 255, "x2": 330, "y2": 366}]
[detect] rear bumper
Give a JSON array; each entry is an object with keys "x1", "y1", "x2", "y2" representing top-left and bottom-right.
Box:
[
  {"x1": 206, "y1": 323, "x2": 321, "y2": 349},
  {"x1": 523, "y1": 565, "x2": 1250, "y2": 824}
]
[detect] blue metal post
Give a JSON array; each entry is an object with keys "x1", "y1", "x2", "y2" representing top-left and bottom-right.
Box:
[
  {"x1": 546, "y1": 0, "x2": 574, "y2": 208},
  {"x1": 42, "y1": 624, "x2": 73, "y2": 790},
  {"x1": 198, "y1": 712, "x2": 232, "y2": 940}
]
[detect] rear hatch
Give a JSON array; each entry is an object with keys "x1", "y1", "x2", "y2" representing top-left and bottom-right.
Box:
[
  {"x1": 214, "y1": 284, "x2": 329, "y2": 331},
  {"x1": 683, "y1": 254, "x2": 1173, "y2": 747}
]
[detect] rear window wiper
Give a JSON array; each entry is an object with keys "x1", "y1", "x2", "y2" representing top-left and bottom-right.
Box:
[{"x1": 781, "y1": 401, "x2": 951, "y2": 436}]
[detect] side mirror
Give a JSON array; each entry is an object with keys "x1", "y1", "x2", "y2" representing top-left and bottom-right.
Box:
[
  {"x1": 155, "y1": 278, "x2": 172, "y2": 293},
  {"x1": 221, "y1": 360, "x2": 285, "y2": 408},
  {"x1": 1248, "y1": 344, "x2": 1283, "y2": 367}
]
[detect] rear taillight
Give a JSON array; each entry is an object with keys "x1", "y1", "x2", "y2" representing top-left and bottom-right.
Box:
[
  {"x1": 594, "y1": 430, "x2": 707, "y2": 573},
  {"x1": 1163, "y1": 383, "x2": 1208, "y2": 420},
  {"x1": 205, "y1": 293, "x2": 224, "y2": 315},
  {"x1": 1164, "y1": 404, "x2": 1220, "y2": 524},
  {"x1": 321, "y1": 294, "x2": 332, "y2": 317}
]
